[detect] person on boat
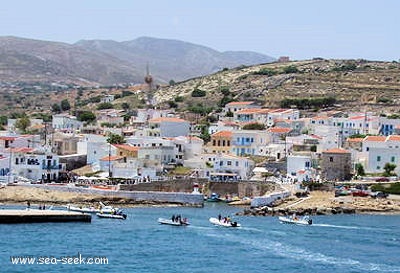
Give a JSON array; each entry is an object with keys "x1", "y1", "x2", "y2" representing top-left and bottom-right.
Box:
[
  {"x1": 218, "y1": 214, "x2": 222, "y2": 221},
  {"x1": 26, "y1": 201, "x2": 30, "y2": 210},
  {"x1": 171, "y1": 215, "x2": 176, "y2": 222},
  {"x1": 182, "y1": 217, "x2": 188, "y2": 224}
]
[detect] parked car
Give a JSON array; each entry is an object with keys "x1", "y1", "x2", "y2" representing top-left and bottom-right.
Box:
[
  {"x1": 370, "y1": 191, "x2": 388, "y2": 198},
  {"x1": 375, "y1": 177, "x2": 390, "y2": 182}
]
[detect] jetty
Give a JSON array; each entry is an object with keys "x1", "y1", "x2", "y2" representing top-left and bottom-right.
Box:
[{"x1": 0, "y1": 210, "x2": 91, "y2": 224}]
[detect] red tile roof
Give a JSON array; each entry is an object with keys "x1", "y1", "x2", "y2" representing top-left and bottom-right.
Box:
[
  {"x1": 8, "y1": 147, "x2": 35, "y2": 153},
  {"x1": 323, "y1": 148, "x2": 350, "y2": 154},
  {"x1": 347, "y1": 138, "x2": 363, "y2": 142},
  {"x1": 100, "y1": 155, "x2": 124, "y2": 161},
  {"x1": 268, "y1": 127, "x2": 291, "y2": 133},
  {"x1": 387, "y1": 135, "x2": 400, "y2": 141},
  {"x1": 0, "y1": 136, "x2": 17, "y2": 141},
  {"x1": 226, "y1": 101, "x2": 254, "y2": 106},
  {"x1": 364, "y1": 136, "x2": 386, "y2": 142},
  {"x1": 212, "y1": 131, "x2": 233, "y2": 138},
  {"x1": 113, "y1": 144, "x2": 140, "y2": 152}
]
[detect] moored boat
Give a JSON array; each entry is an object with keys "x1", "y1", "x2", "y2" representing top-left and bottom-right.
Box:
[
  {"x1": 96, "y1": 212, "x2": 127, "y2": 220},
  {"x1": 158, "y1": 217, "x2": 190, "y2": 226},
  {"x1": 279, "y1": 215, "x2": 312, "y2": 225},
  {"x1": 65, "y1": 204, "x2": 100, "y2": 213},
  {"x1": 209, "y1": 217, "x2": 240, "y2": 228}
]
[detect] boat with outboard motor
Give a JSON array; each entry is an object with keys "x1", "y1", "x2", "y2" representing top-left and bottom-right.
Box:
[
  {"x1": 158, "y1": 217, "x2": 190, "y2": 226},
  {"x1": 65, "y1": 201, "x2": 119, "y2": 214},
  {"x1": 279, "y1": 214, "x2": 312, "y2": 225},
  {"x1": 96, "y1": 212, "x2": 127, "y2": 220},
  {"x1": 96, "y1": 208, "x2": 127, "y2": 220},
  {"x1": 209, "y1": 217, "x2": 240, "y2": 228},
  {"x1": 65, "y1": 204, "x2": 100, "y2": 213}
]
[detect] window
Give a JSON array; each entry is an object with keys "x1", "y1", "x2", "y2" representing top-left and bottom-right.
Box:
[
  {"x1": 305, "y1": 161, "x2": 310, "y2": 168},
  {"x1": 329, "y1": 157, "x2": 333, "y2": 162},
  {"x1": 391, "y1": 156, "x2": 395, "y2": 162},
  {"x1": 227, "y1": 161, "x2": 232, "y2": 166},
  {"x1": 377, "y1": 156, "x2": 381, "y2": 162},
  {"x1": 366, "y1": 147, "x2": 369, "y2": 152},
  {"x1": 235, "y1": 161, "x2": 239, "y2": 166}
]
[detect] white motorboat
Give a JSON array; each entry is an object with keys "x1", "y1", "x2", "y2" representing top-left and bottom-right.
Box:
[
  {"x1": 158, "y1": 217, "x2": 190, "y2": 226},
  {"x1": 279, "y1": 215, "x2": 312, "y2": 225},
  {"x1": 66, "y1": 202, "x2": 118, "y2": 214},
  {"x1": 96, "y1": 212, "x2": 127, "y2": 220},
  {"x1": 65, "y1": 204, "x2": 100, "y2": 213},
  {"x1": 209, "y1": 217, "x2": 241, "y2": 228}
]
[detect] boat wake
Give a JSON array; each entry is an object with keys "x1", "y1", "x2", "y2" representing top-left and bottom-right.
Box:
[
  {"x1": 313, "y1": 223, "x2": 392, "y2": 232},
  {"x1": 199, "y1": 231, "x2": 400, "y2": 272}
]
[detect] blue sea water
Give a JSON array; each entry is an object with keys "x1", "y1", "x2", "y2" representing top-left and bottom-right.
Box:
[{"x1": 1, "y1": 203, "x2": 400, "y2": 273}]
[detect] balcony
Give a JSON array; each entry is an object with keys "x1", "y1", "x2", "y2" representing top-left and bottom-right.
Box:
[
  {"x1": 234, "y1": 141, "x2": 252, "y2": 146},
  {"x1": 42, "y1": 164, "x2": 62, "y2": 170}
]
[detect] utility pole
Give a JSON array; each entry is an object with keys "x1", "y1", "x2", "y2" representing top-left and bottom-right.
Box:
[{"x1": 108, "y1": 143, "x2": 112, "y2": 179}]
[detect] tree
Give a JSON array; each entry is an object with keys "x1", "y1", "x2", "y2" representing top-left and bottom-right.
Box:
[
  {"x1": 169, "y1": 79, "x2": 176, "y2": 86},
  {"x1": 383, "y1": 163, "x2": 396, "y2": 177},
  {"x1": 283, "y1": 65, "x2": 299, "y2": 74},
  {"x1": 77, "y1": 111, "x2": 96, "y2": 122},
  {"x1": 121, "y1": 102, "x2": 130, "y2": 110},
  {"x1": 107, "y1": 133, "x2": 125, "y2": 144},
  {"x1": 191, "y1": 88, "x2": 206, "y2": 97},
  {"x1": 60, "y1": 99, "x2": 71, "y2": 111},
  {"x1": 15, "y1": 116, "x2": 31, "y2": 133},
  {"x1": 97, "y1": 102, "x2": 114, "y2": 110},
  {"x1": 242, "y1": 123, "x2": 265, "y2": 130},
  {"x1": 355, "y1": 163, "x2": 365, "y2": 176},
  {"x1": 51, "y1": 103, "x2": 61, "y2": 113}
]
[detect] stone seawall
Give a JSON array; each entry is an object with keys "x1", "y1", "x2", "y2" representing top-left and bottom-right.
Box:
[{"x1": 24, "y1": 184, "x2": 204, "y2": 207}]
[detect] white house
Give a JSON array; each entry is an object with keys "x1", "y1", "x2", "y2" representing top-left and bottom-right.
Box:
[
  {"x1": 223, "y1": 101, "x2": 260, "y2": 115},
  {"x1": 203, "y1": 153, "x2": 254, "y2": 181},
  {"x1": 11, "y1": 147, "x2": 61, "y2": 182},
  {"x1": 52, "y1": 114, "x2": 83, "y2": 132},
  {"x1": 286, "y1": 154, "x2": 315, "y2": 182},
  {"x1": 148, "y1": 117, "x2": 190, "y2": 137},
  {"x1": 364, "y1": 135, "x2": 400, "y2": 175},
  {"x1": 232, "y1": 130, "x2": 269, "y2": 156}
]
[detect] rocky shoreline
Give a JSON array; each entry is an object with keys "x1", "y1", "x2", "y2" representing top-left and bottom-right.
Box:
[{"x1": 237, "y1": 190, "x2": 400, "y2": 216}]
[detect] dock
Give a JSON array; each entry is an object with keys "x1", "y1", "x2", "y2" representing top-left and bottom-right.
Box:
[{"x1": 0, "y1": 210, "x2": 91, "y2": 224}]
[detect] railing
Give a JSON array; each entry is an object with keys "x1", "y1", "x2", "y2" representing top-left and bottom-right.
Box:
[{"x1": 42, "y1": 164, "x2": 62, "y2": 170}]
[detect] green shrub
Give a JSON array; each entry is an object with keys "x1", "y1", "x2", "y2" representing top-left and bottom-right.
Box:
[
  {"x1": 253, "y1": 68, "x2": 277, "y2": 76},
  {"x1": 191, "y1": 88, "x2": 206, "y2": 97}
]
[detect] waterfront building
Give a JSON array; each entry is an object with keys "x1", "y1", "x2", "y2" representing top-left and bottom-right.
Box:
[{"x1": 320, "y1": 148, "x2": 352, "y2": 181}]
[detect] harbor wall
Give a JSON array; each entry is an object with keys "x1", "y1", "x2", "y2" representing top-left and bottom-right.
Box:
[
  {"x1": 23, "y1": 184, "x2": 204, "y2": 207},
  {"x1": 250, "y1": 190, "x2": 291, "y2": 208}
]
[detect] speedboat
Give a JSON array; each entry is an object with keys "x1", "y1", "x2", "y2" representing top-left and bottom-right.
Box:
[
  {"x1": 206, "y1": 193, "x2": 223, "y2": 202},
  {"x1": 65, "y1": 204, "x2": 100, "y2": 213},
  {"x1": 96, "y1": 212, "x2": 127, "y2": 220},
  {"x1": 279, "y1": 215, "x2": 312, "y2": 225},
  {"x1": 209, "y1": 217, "x2": 241, "y2": 228},
  {"x1": 158, "y1": 217, "x2": 190, "y2": 226}
]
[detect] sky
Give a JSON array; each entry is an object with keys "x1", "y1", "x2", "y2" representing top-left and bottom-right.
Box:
[{"x1": 0, "y1": 0, "x2": 398, "y2": 61}]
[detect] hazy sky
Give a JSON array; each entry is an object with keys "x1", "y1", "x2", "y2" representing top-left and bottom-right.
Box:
[{"x1": 1, "y1": 0, "x2": 398, "y2": 61}]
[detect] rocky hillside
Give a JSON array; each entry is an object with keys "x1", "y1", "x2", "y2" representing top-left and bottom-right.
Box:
[
  {"x1": 0, "y1": 36, "x2": 275, "y2": 85},
  {"x1": 155, "y1": 59, "x2": 400, "y2": 114}
]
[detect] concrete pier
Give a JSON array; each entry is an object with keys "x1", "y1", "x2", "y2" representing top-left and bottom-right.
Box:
[{"x1": 0, "y1": 210, "x2": 91, "y2": 224}]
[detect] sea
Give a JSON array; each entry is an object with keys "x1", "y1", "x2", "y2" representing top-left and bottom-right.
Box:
[{"x1": 1, "y1": 202, "x2": 400, "y2": 273}]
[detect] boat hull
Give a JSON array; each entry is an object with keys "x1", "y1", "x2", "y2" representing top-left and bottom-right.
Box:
[
  {"x1": 278, "y1": 216, "x2": 312, "y2": 225},
  {"x1": 158, "y1": 218, "x2": 190, "y2": 226},
  {"x1": 209, "y1": 217, "x2": 241, "y2": 228},
  {"x1": 96, "y1": 213, "x2": 127, "y2": 220}
]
